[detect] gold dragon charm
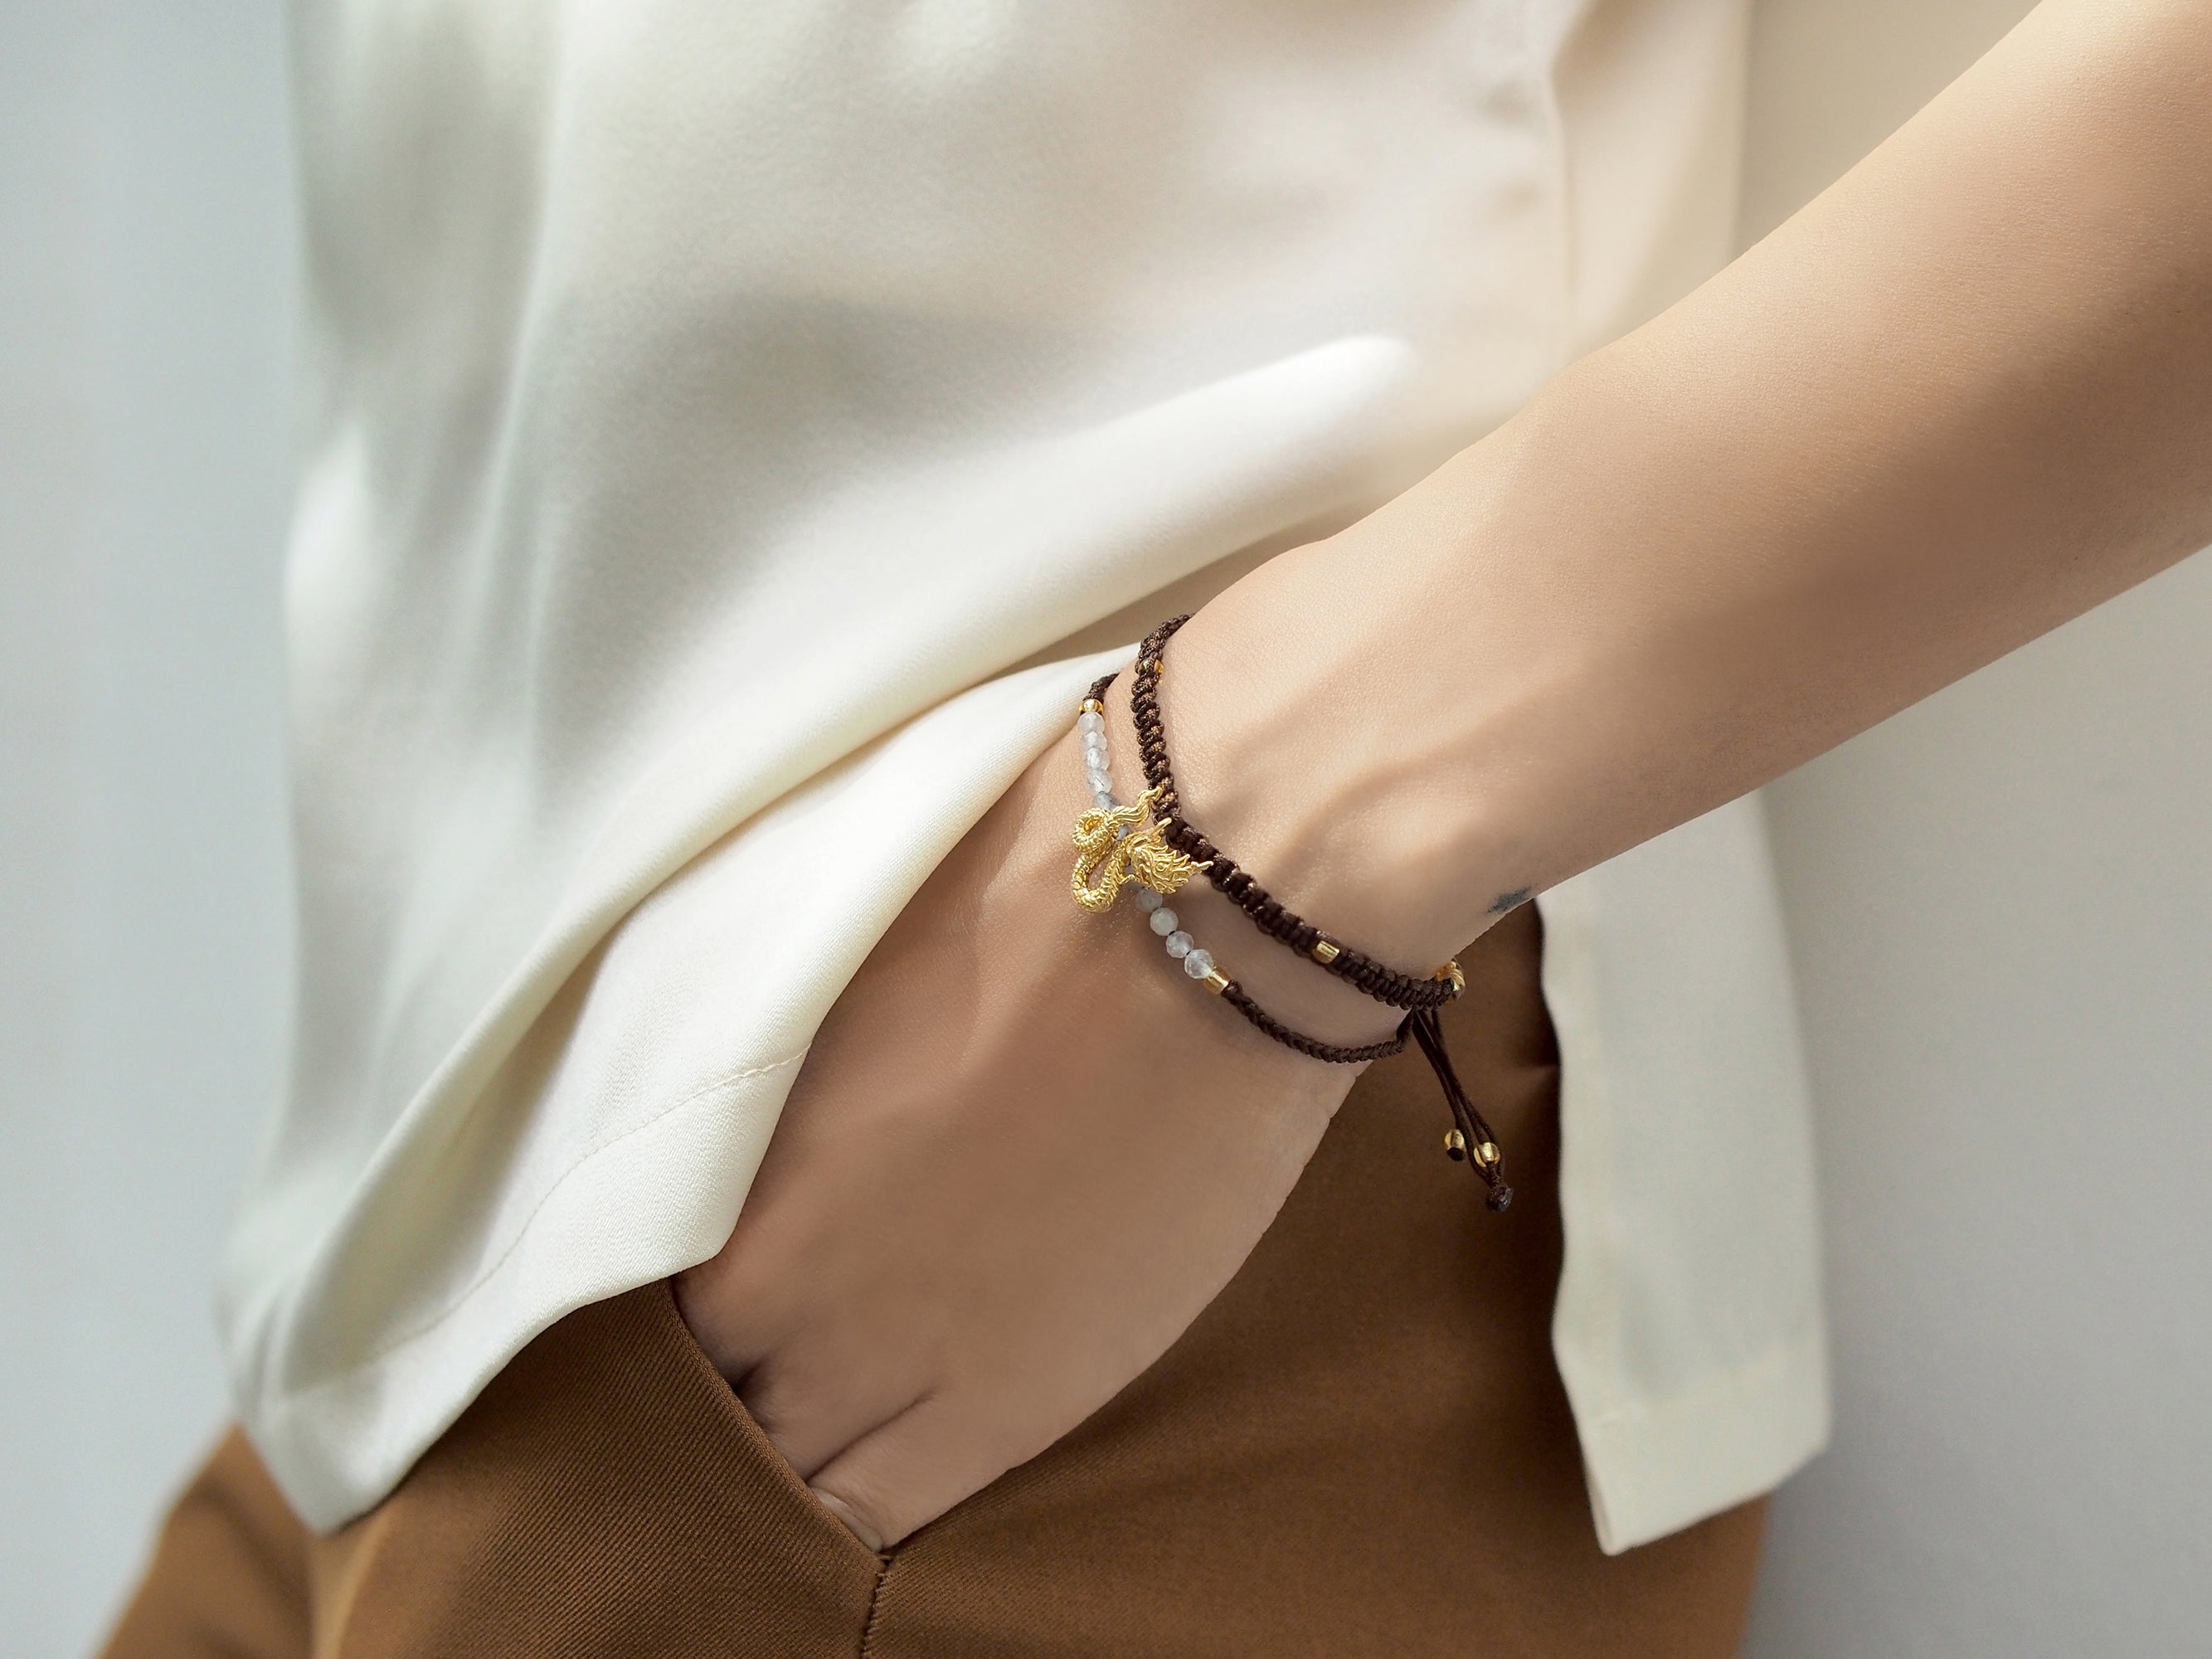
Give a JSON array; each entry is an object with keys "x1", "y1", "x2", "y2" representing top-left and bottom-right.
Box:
[{"x1": 1070, "y1": 785, "x2": 1212, "y2": 913}]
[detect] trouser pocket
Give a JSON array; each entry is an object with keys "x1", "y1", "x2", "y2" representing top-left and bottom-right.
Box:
[{"x1": 305, "y1": 1282, "x2": 885, "y2": 1658}]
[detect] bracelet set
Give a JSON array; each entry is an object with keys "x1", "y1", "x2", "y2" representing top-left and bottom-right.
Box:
[{"x1": 1068, "y1": 614, "x2": 1513, "y2": 1211}]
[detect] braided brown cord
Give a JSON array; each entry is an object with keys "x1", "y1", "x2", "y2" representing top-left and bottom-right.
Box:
[
  {"x1": 1217, "y1": 980, "x2": 1412, "y2": 1065},
  {"x1": 1094, "y1": 615, "x2": 1458, "y2": 1011},
  {"x1": 1089, "y1": 621, "x2": 1513, "y2": 1210}
]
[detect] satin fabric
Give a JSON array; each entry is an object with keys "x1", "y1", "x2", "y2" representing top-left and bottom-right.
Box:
[{"x1": 225, "y1": 0, "x2": 1825, "y2": 1549}]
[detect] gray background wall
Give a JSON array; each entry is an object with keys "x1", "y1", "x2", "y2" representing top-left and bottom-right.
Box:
[
  {"x1": 1740, "y1": 1, "x2": 2212, "y2": 1652},
  {"x1": 1, "y1": 6, "x2": 296, "y2": 1655},
  {"x1": 0, "y1": 2, "x2": 2204, "y2": 1655}
]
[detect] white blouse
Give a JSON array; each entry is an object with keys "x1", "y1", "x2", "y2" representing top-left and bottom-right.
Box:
[{"x1": 223, "y1": 0, "x2": 1826, "y2": 1553}]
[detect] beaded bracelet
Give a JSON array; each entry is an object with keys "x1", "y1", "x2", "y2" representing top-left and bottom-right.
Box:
[
  {"x1": 1126, "y1": 615, "x2": 1463, "y2": 1007},
  {"x1": 1067, "y1": 666, "x2": 1511, "y2": 1210},
  {"x1": 1072, "y1": 698, "x2": 1417, "y2": 1059}
]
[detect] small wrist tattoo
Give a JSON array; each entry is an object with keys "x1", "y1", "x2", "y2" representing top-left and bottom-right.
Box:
[{"x1": 1486, "y1": 888, "x2": 1533, "y2": 916}]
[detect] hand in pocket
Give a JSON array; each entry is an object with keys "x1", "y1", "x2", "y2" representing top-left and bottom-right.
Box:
[{"x1": 673, "y1": 691, "x2": 1388, "y2": 1550}]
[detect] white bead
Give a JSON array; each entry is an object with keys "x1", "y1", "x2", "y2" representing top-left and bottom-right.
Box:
[
  {"x1": 1093, "y1": 790, "x2": 1119, "y2": 809},
  {"x1": 1149, "y1": 907, "x2": 1179, "y2": 936},
  {"x1": 1164, "y1": 930, "x2": 1194, "y2": 959},
  {"x1": 1133, "y1": 888, "x2": 1163, "y2": 912},
  {"x1": 1082, "y1": 732, "x2": 1108, "y2": 755},
  {"x1": 1183, "y1": 948, "x2": 1216, "y2": 979},
  {"x1": 1077, "y1": 711, "x2": 1105, "y2": 736},
  {"x1": 1086, "y1": 766, "x2": 1113, "y2": 794}
]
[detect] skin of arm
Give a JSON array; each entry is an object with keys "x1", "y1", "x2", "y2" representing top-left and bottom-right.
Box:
[
  {"x1": 677, "y1": 0, "x2": 2212, "y2": 1547},
  {"x1": 1169, "y1": 0, "x2": 2212, "y2": 977}
]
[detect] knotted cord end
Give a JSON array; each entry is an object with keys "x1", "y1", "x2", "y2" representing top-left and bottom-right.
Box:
[{"x1": 1407, "y1": 1007, "x2": 1510, "y2": 1213}]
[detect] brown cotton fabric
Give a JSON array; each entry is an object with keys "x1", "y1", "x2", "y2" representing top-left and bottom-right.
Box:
[{"x1": 103, "y1": 905, "x2": 1767, "y2": 1658}]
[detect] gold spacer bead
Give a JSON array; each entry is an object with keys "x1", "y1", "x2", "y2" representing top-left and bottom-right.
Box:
[
  {"x1": 1475, "y1": 1141, "x2": 1500, "y2": 1167},
  {"x1": 1436, "y1": 961, "x2": 1466, "y2": 995},
  {"x1": 1444, "y1": 1128, "x2": 1468, "y2": 1160},
  {"x1": 1081, "y1": 698, "x2": 1106, "y2": 715},
  {"x1": 1310, "y1": 937, "x2": 1341, "y2": 965},
  {"x1": 1203, "y1": 968, "x2": 1231, "y2": 995}
]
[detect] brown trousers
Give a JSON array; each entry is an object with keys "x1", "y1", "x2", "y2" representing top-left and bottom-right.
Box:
[{"x1": 104, "y1": 907, "x2": 1765, "y2": 1657}]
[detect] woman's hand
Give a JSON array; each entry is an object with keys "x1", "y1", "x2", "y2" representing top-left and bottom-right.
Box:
[
  {"x1": 673, "y1": 678, "x2": 1401, "y2": 1550},
  {"x1": 677, "y1": 0, "x2": 2212, "y2": 1547}
]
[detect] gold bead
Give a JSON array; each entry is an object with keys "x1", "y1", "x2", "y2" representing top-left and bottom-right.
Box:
[
  {"x1": 1436, "y1": 961, "x2": 1466, "y2": 995},
  {"x1": 1081, "y1": 698, "x2": 1106, "y2": 715},
  {"x1": 1203, "y1": 968, "x2": 1231, "y2": 995},
  {"x1": 1444, "y1": 1129, "x2": 1467, "y2": 1160},
  {"x1": 1476, "y1": 1141, "x2": 1500, "y2": 1167},
  {"x1": 1310, "y1": 937, "x2": 1341, "y2": 965}
]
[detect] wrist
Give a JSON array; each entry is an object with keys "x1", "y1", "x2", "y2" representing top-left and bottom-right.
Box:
[
  {"x1": 1082, "y1": 667, "x2": 1413, "y2": 1050},
  {"x1": 1146, "y1": 516, "x2": 1527, "y2": 978}
]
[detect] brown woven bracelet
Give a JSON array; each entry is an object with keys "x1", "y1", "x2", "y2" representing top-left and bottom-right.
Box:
[
  {"x1": 1219, "y1": 975, "x2": 1505, "y2": 1215},
  {"x1": 1100, "y1": 615, "x2": 1461, "y2": 1010},
  {"x1": 1218, "y1": 980, "x2": 1412, "y2": 1067},
  {"x1": 1090, "y1": 617, "x2": 1514, "y2": 1210}
]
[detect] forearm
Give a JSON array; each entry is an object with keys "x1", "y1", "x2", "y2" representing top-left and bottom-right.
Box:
[
  {"x1": 673, "y1": 0, "x2": 2212, "y2": 1553},
  {"x1": 1169, "y1": 0, "x2": 2212, "y2": 971}
]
